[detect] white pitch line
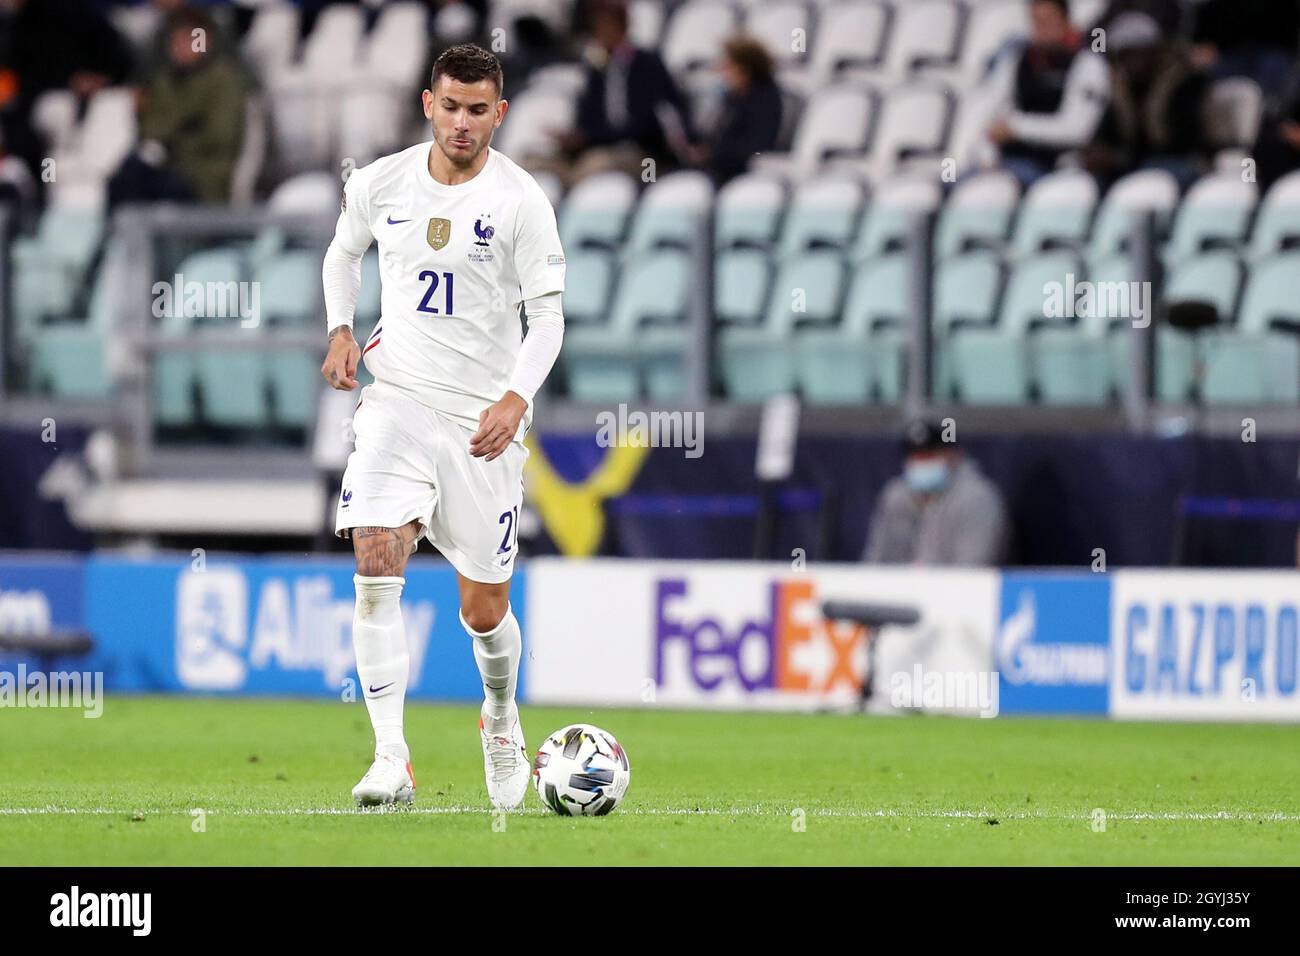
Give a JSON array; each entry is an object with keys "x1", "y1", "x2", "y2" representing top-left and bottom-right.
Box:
[{"x1": 1, "y1": 807, "x2": 1298, "y2": 821}]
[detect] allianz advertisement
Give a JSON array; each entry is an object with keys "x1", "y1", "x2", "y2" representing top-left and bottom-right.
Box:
[{"x1": 0, "y1": 553, "x2": 497, "y2": 700}]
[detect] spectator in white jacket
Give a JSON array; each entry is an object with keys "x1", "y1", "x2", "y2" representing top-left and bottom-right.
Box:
[{"x1": 977, "y1": 0, "x2": 1111, "y2": 186}]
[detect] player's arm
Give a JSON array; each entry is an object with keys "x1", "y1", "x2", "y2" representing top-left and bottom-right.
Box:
[
  {"x1": 470, "y1": 185, "x2": 567, "y2": 460},
  {"x1": 321, "y1": 172, "x2": 374, "y2": 390},
  {"x1": 469, "y1": 292, "x2": 564, "y2": 461}
]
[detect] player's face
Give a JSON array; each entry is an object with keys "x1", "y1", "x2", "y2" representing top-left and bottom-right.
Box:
[{"x1": 423, "y1": 77, "x2": 508, "y2": 168}]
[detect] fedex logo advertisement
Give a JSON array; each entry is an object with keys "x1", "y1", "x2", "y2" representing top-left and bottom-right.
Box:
[
  {"x1": 526, "y1": 560, "x2": 999, "y2": 712},
  {"x1": 653, "y1": 577, "x2": 866, "y2": 700},
  {"x1": 1109, "y1": 570, "x2": 1300, "y2": 720}
]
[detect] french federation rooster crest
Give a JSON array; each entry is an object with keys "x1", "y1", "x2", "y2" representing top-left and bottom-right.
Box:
[{"x1": 473, "y1": 218, "x2": 495, "y2": 247}]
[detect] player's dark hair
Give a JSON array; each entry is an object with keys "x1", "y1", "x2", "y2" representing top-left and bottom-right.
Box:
[
  {"x1": 1031, "y1": 0, "x2": 1070, "y2": 17},
  {"x1": 430, "y1": 44, "x2": 504, "y2": 98}
]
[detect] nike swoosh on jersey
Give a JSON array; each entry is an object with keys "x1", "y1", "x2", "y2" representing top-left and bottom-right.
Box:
[{"x1": 386, "y1": 215, "x2": 412, "y2": 224}]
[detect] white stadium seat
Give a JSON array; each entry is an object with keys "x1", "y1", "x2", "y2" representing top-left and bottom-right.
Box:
[
  {"x1": 753, "y1": 84, "x2": 876, "y2": 177},
  {"x1": 1166, "y1": 172, "x2": 1258, "y2": 262},
  {"x1": 661, "y1": 0, "x2": 740, "y2": 77},
  {"x1": 806, "y1": 1, "x2": 891, "y2": 87},
  {"x1": 243, "y1": 2, "x2": 300, "y2": 82},
  {"x1": 1088, "y1": 169, "x2": 1180, "y2": 258},
  {"x1": 744, "y1": 1, "x2": 815, "y2": 70},
  {"x1": 924, "y1": 0, "x2": 1027, "y2": 86},
  {"x1": 492, "y1": 86, "x2": 574, "y2": 164},
  {"x1": 560, "y1": 172, "x2": 640, "y2": 250},
  {"x1": 624, "y1": 170, "x2": 716, "y2": 255},
  {"x1": 1009, "y1": 169, "x2": 1100, "y2": 256},
  {"x1": 934, "y1": 169, "x2": 1022, "y2": 258},
  {"x1": 883, "y1": 0, "x2": 962, "y2": 80},
  {"x1": 867, "y1": 83, "x2": 952, "y2": 181}
]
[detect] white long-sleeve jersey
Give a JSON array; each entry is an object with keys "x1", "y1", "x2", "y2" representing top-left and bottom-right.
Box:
[{"x1": 323, "y1": 143, "x2": 567, "y2": 437}]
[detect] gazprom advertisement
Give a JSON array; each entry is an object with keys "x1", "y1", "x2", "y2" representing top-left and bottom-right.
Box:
[{"x1": 3, "y1": 551, "x2": 1300, "y2": 720}]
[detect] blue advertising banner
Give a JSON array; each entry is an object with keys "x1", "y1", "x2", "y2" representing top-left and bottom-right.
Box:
[
  {"x1": 0, "y1": 553, "x2": 87, "y2": 651},
  {"x1": 78, "y1": 554, "x2": 507, "y2": 701},
  {"x1": 995, "y1": 573, "x2": 1110, "y2": 715}
]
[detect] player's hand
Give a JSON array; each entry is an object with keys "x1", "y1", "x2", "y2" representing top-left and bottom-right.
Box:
[
  {"x1": 322, "y1": 327, "x2": 360, "y2": 390},
  {"x1": 470, "y1": 391, "x2": 527, "y2": 461}
]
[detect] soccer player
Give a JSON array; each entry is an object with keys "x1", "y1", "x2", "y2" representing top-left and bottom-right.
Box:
[{"x1": 319, "y1": 44, "x2": 566, "y2": 810}]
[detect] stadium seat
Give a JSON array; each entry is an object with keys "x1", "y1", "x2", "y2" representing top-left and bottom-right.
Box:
[
  {"x1": 934, "y1": 170, "x2": 1020, "y2": 259},
  {"x1": 1032, "y1": 254, "x2": 1134, "y2": 405},
  {"x1": 804, "y1": 0, "x2": 890, "y2": 90},
  {"x1": 1165, "y1": 172, "x2": 1257, "y2": 263},
  {"x1": 355, "y1": 250, "x2": 382, "y2": 327},
  {"x1": 714, "y1": 173, "x2": 787, "y2": 250},
  {"x1": 257, "y1": 250, "x2": 327, "y2": 429},
  {"x1": 1204, "y1": 78, "x2": 1264, "y2": 151},
  {"x1": 777, "y1": 175, "x2": 867, "y2": 255},
  {"x1": 753, "y1": 84, "x2": 875, "y2": 177},
  {"x1": 932, "y1": 251, "x2": 1004, "y2": 399},
  {"x1": 949, "y1": 251, "x2": 1081, "y2": 403},
  {"x1": 243, "y1": 2, "x2": 300, "y2": 83},
  {"x1": 661, "y1": 0, "x2": 740, "y2": 78},
  {"x1": 29, "y1": 251, "x2": 118, "y2": 400},
  {"x1": 744, "y1": 1, "x2": 815, "y2": 73},
  {"x1": 494, "y1": 86, "x2": 574, "y2": 163},
  {"x1": 852, "y1": 175, "x2": 943, "y2": 261},
  {"x1": 154, "y1": 247, "x2": 247, "y2": 429},
  {"x1": 563, "y1": 250, "x2": 692, "y2": 400},
  {"x1": 1088, "y1": 169, "x2": 1180, "y2": 259},
  {"x1": 714, "y1": 248, "x2": 773, "y2": 327},
  {"x1": 867, "y1": 84, "x2": 953, "y2": 182},
  {"x1": 719, "y1": 249, "x2": 846, "y2": 400},
  {"x1": 1009, "y1": 169, "x2": 1099, "y2": 256},
  {"x1": 1200, "y1": 253, "x2": 1300, "y2": 404},
  {"x1": 796, "y1": 253, "x2": 909, "y2": 403},
  {"x1": 1135, "y1": 251, "x2": 1244, "y2": 402},
  {"x1": 923, "y1": 0, "x2": 1027, "y2": 87},
  {"x1": 882, "y1": 0, "x2": 961, "y2": 80},
  {"x1": 562, "y1": 249, "x2": 617, "y2": 326},
  {"x1": 559, "y1": 172, "x2": 639, "y2": 251},
  {"x1": 1246, "y1": 170, "x2": 1300, "y2": 260},
  {"x1": 623, "y1": 171, "x2": 714, "y2": 256},
  {"x1": 12, "y1": 207, "x2": 106, "y2": 342}
]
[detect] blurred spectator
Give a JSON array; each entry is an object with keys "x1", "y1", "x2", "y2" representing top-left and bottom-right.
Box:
[
  {"x1": 862, "y1": 421, "x2": 1010, "y2": 567},
  {"x1": 686, "y1": 35, "x2": 783, "y2": 185},
  {"x1": 0, "y1": 0, "x2": 133, "y2": 182},
  {"x1": 1089, "y1": 0, "x2": 1186, "y2": 36},
  {"x1": 980, "y1": 0, "x2": 1111, "y2": 186},
  {"x1": 554, "y1": 0, "x2": 690, "y2": 182},
  {"x1": 1191, "y1": 0, "x2": 1300, "y2": 98},
  {"x1": 1253, "y1": 71, "x2": 1300, "y2": 191},
  {"x1": 1084, "y1": 12, "x2": 1209, "y2": 189},
  {"x1": 108, "y1": 9, "x2": 246, "y2": 207}
]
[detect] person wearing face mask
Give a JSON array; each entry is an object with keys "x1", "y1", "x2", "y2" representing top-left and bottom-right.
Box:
[{"x1": 861, "y1": 421, "x2": 1010, "y2": 567}]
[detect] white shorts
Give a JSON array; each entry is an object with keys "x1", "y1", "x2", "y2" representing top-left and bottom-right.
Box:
[{"x1": 334, "y1": 382, "x2": 528, "y2": 584}]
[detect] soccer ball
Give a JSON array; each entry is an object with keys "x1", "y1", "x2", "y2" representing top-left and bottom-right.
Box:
[{"x1": 532, "y1": 724, "x2": 631, "y2": 816}]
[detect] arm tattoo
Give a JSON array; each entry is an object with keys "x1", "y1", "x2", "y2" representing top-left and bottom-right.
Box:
[{"x1": 329, "y1": 326, "x2": 353, "y2": 343}]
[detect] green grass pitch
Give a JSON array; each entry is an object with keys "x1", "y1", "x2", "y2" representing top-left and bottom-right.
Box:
[{"x1": 1, "y1": 696, "x2": 1298, "y2": 865}]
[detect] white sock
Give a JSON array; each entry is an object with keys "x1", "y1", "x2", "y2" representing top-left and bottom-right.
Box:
[
  {"x1": 463, "y1": 604, "x2": 521, "y2": 732},
  {"x1": 352, "y1": 574, "x2": 410, "y2": 762}
]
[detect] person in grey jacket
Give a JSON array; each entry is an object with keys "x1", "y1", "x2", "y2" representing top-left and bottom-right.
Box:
[{"x1": 862, "y1": 421, "x2": 1010, "y2": 567}]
